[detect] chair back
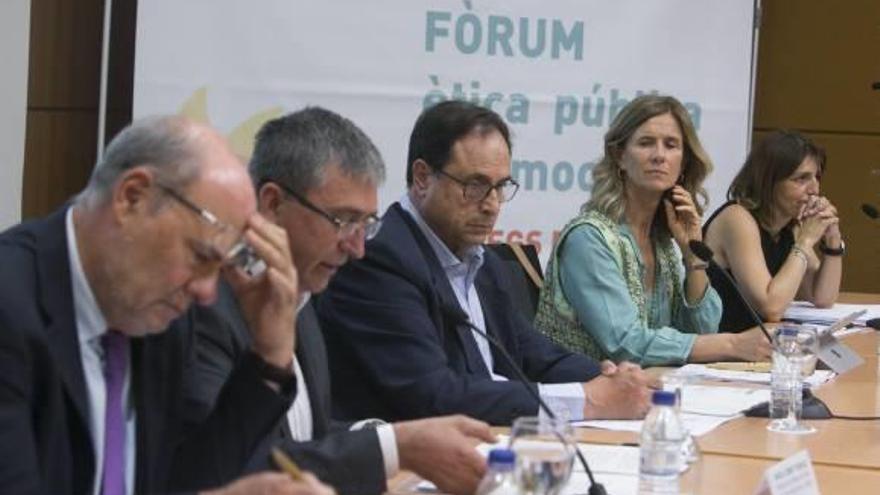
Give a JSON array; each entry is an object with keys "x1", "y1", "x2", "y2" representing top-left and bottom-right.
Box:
[{"x1": 486, "y1": 243, "x2": 543, "y2": 320}]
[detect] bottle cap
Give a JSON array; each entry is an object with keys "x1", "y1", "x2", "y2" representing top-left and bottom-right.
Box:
[
  {"x1": 778, "y1": 326, "x2": 799, "y2": 337},
  {"x1": 487, "y1": 448, "x2": 516, "y2": 466},
  {"x1": 652, "y1": 390, "x2": 676, "y2": 406}
]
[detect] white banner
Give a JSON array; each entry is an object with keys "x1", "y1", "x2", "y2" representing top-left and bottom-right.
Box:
[
  {"x1": 0, "y1": 0, "x2": 31, "y2": 229},
  {"x1": 135, "y1": 0, "x2": 757, "y2": 260}
]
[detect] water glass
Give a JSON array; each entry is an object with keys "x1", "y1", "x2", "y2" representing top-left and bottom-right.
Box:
[
  {"x1": 508, "y1": 416, "x2": 575, "y2": 495},
  {"x1": 795, "y1": 325, "x2": 819, "y2": 377},
  {"x1": 767, "y1": 326, "x2": 816, "y2": 434}
]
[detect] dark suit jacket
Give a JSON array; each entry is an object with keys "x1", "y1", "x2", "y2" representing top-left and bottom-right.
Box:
[
  {"x1": 317, "y1": 203, "x2": 602, "y2": 426},
  {"x1": 184, "y1": 283, "x2": 385, "y2": 495},
  {"x1": 0, "y1": 208, "x2": 293, "y2": 495}
]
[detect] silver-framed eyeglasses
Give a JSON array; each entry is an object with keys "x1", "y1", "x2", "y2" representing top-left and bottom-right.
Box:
[
  {"x1": 156, "y1": 183, "x2": 255, "y2": 270},
  {"x1": 435, "y1": 169, "x2": 519, "y2": 203},
  {"x1": 269, "y1": 180, "x2": 383, "y2": 240}
]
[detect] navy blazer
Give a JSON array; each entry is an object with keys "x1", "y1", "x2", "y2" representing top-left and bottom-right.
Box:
[
  {"x1": 0, "y1": 208, "x2": 292, "y2": 494},
  {"x1": 184, "y1": 283, "x2": 385, "y2": 495},
  {"x1": 317, "y1": 203, "x2": 601, "y2": 426}
]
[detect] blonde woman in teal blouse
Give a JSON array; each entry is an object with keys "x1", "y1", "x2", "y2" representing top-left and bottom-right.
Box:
[{"x1": 535, "y1": 95, "x2": 772, "y2": 366}]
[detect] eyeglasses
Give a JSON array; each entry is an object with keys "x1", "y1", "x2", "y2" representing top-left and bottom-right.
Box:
[
  {"x1": 156, "y1": 183, "x2": 252, "y2": 269},
  {"x1": 270, "y1": 181, "x2": 383, "y2": 241},
  {"x1": 435, "y1": 169, "x2": 519, "y2": 203}
]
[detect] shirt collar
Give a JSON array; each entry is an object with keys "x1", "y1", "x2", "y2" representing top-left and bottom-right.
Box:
[
  {"x1": 297, "y1": 292, "x2": 311, "y2": 313},
  {"x1": 398, "y1": 193, "x2": 484, "y2": 270},
  {"x1": 66, "y1": 207, "x2": 109, "y2": 346}
]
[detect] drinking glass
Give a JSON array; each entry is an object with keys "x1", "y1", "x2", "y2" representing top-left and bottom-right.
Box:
[
  {"x1": 796, "y1": 325, "x2": 819, "y2": 378},
  {"x1": 767, "y1": 325, "x2": 817, "y2": 434},
  {"x1": 508, "y1": 416, "x2": 575, "y2": 495}
]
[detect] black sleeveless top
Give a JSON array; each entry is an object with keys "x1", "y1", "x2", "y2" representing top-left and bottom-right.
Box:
[{"x1": 702, "y1": 201, "x2": 794, "y2": 333}]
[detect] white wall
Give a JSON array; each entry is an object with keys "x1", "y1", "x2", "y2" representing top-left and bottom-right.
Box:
[{"x1": 0, "y1": 0, "x2": 31, "y2": 229}]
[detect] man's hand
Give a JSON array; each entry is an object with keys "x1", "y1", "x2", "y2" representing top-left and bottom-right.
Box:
[
  {"x1": 599, "y1": 360, "x2": 618, "y2": 375},
  {"x1": 202, "y1": 472, "x2": 336, "y2": 495},
  {"x1": 394, "y1": 415, "x2": 495, "y2": 495},
  {"x1": 582, "y1": 363, "x2": 654, "y2": 419},
  {"x1": 225, "y1": 214, "x2": 299, "y2": 369}
]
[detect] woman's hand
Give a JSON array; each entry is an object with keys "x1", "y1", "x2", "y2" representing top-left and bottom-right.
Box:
[
  {"x1": 663, "y1": 185, "x2": 703, "y2": 252},
  {"x1": 806, "y1": 195, "x2": 842, "y2": 246},
  {"x1": 797, "y1": 195, "x2": 840, "y2": 247}
]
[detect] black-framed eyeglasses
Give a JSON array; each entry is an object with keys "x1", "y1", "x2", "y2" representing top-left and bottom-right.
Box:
[
  {"x1": 269, "y1": 180, "x2": 383, "y2": 241},
  {"x1": 435, "y1": 169, "x2": 519, "y2": 203},
  {"x1": 156, "y1": 183, "x2": 251, "y2": 267}
]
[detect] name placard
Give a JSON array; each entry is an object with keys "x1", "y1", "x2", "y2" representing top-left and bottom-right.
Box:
[{"x1": 753, "y1": 450, "x2": 820, "y2": 495}]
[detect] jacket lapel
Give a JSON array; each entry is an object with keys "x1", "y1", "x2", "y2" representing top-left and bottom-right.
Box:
[
  {"x1": 390, "y1": 204, "x2": 489, "y2": 376},
  {"x1": 295, "y1": 302, "x2": 330, "y2": 438},
  {"x1": 475, "y1": 261, "x2": 521, "y2": 377}
]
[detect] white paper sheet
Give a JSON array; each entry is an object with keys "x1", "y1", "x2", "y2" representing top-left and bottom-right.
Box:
[
  {"x1": 675, "y1": 364, "x2": 835, "y2": 388},
  {"x1": 416, "y1": 471, "x2": 641, "y2": 495},
  {"x1": 573, "y1": 384, "x2": 771, "y2": 436},
  {"x1": 574, "y1": 410, "x2": 742, "y2": 436},
  {"x1": 680, "y1": 385, "x2": 770, "y2": 416}
]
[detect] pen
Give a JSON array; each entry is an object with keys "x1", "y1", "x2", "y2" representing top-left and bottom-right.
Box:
[{"x1": 271, "y1": 447, "x2": 304, "y2": 481}]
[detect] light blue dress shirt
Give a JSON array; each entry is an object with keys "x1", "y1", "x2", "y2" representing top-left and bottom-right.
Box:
[{"x1": 559, "y1": 223, "x2": 722, "y2": 366}]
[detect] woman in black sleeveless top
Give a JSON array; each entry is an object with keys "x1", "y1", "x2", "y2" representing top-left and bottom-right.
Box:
[{"x1": 703, "y1": 131, "x2": 843, "y2": 333}]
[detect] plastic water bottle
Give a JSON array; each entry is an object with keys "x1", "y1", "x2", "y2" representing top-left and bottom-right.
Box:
[
  {"x1": 769, "y1": 327, "x2": 803, "y2": 428},
  {"x1": 476, "y1": 448, "x2": 519, "y2": 495},
  {"x1": 638, "y1": 390, "x2": 684, "y2": 494}
]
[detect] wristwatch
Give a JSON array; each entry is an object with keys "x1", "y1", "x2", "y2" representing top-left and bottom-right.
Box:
[
  {"x1": 819, "y1": 239, "x2": 845, "y2": 256},
  {"x1": 248, "y1": 352, "x2": 296, "y2": 395}
]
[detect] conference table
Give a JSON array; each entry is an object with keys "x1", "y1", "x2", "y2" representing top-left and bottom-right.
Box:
[{"x1": 389, "y1": 293, "x2": 880, "y2": 494}]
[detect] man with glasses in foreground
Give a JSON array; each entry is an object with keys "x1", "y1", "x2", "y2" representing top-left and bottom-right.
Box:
[
  {"x1": 185, "y1": 107, "x2": 496, "y2": 495},
  {"x1": 0, "y1": 115, "x2": 332, "y2": 494},
  {"x1": 318, "y1": 100, "x2": 654, "y2": 426}
]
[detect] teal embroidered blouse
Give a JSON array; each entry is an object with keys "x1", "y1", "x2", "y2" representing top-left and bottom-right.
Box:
[{"x1": 557, "y1": 223, "x2": 722, "y2": 365}]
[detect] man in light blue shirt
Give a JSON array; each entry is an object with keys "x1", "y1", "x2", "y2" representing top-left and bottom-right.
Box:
[{"x1": 319, "y1": 101, "x2": 655, "y2": 425}]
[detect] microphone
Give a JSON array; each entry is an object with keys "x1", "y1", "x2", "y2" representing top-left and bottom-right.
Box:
[
  {"x1": 861, "y1": 203, "x2": 879, "y2": 220},
  {"x1": 688, "y1": 240, "x2": 773, "y2": 342},
  {"x1": 440, "y1": 304, "x2": 607, "y2": 495}
]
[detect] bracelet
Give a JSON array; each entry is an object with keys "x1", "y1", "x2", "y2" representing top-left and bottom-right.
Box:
[
  {"x1": 789, "y1": 245, "x2": 809, "y2": 266},
  {"x1": 682, "y1": 256, "x2": 708, "y2": 272},
  {"x1": 685, "y1": 261, "x2": 709, "y2": 272}
]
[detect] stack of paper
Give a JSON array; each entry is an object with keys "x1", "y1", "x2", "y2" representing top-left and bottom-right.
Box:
[{"x1": 784, "y1": 301, "x2": 880, "y2": 326}]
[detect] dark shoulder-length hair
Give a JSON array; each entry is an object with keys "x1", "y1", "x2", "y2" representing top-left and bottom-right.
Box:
[
  {"x1": 586, "y1": 94, "x2": 713, "y2": 240},
  {"x1": 728, "y1": 130, "x2": 826, "y2": 225}
]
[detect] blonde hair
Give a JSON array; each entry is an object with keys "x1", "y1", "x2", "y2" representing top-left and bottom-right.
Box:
[{"x1": 586, "y1": 94, "x2": 713, "y2": 239}]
